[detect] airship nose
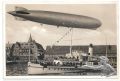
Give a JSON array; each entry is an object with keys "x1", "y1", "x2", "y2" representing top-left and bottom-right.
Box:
[
  {"x1": 90, "y1": 18, "x2": 102, "y2": 28},
  {"x1": 94, "y1": 19, "x2": 102, "y2": 27},
  {"x1": 82, "y1": 16, "x2": 102, "y2": 29}
]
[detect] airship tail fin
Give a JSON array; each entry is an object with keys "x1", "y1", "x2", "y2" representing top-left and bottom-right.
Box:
[
  {"x1": 15, "y1": 6, "x2": 28, "y2": 11},
  {"x1": 14, "y1": 6, "x2": 28, "y2": 21}
]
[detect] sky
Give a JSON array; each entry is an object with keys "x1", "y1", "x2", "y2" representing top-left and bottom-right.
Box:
[{"x1": 6, "y1": 4, "x2": 117, "y2": 49}]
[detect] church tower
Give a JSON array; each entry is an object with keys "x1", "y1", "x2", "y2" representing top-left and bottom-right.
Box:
[{"x1": 28, "y1": 34, "x2": 33, "y2": 43}]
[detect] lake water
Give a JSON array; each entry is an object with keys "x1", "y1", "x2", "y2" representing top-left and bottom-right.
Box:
[
  {"x1": 6, "y1": 62, "x2": 28, "y2": 76},
  {"x1": 6, "y1": 62, "x2": 102, "y2": 76}
]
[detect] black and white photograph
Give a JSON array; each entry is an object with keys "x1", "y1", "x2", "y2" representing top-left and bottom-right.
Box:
[{"x1": 5, "y1": 4, "x2": 117, "y2": 77}]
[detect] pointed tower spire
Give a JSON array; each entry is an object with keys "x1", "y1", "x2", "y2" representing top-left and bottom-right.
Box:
[{"x1": 28, "y1": 34, "x2": 33, "y2": 43}]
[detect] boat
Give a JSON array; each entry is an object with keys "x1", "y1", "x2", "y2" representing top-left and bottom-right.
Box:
[
  {"x1": 27, "y1": 46, "x2": 101, "y2": 75},
  {"x1": 28, "y1": 62, "x2": 86, "y2": 75},
  {"x1": 28, "y1": 61, "x2": 101, "y2": 75},
  {"x1": 27, "y1": 29, "x2": 101, "y2": 75}
]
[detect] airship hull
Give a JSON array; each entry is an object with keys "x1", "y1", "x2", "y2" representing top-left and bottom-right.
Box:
[{"x1": 8, "y1": 8, "x2": 102, "y2": 29}]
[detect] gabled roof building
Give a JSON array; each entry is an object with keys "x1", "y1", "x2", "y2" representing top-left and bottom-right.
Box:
[{"x1": 6, "y1": 34, "x2": 45, "y2": 62}]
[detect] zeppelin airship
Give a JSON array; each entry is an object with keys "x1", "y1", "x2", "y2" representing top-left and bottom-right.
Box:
[{"x1": 8, "y1": 7, "x2": 102, "y2": 29}]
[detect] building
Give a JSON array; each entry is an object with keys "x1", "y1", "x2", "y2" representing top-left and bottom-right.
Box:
[
  {"x1": 6, "y1": 42, "x2": 13, "y2": 61},
  {"x1": 6, "y1": 34, "x2": 45, "y2": 62}
]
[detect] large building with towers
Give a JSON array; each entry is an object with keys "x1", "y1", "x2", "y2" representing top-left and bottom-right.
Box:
[{"x1": 6, "y1": 34, "x2": 45, "y2": 62}]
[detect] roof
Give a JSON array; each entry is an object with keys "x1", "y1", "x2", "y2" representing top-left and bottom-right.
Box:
[{"x1": 46, "y1": 45, "x2": 117, "y2": 55}]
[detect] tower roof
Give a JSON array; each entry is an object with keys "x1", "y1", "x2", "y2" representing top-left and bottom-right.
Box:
[{"x1": 28, "y1": 34, "x2": 33, "y2": 42}]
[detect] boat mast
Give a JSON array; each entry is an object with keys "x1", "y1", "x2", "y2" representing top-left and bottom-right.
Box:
[
  {"x1": 105, "y1": 36, "x2": 108, "y2": 57},
  {"x1": 70, "y1": 28, "x2": 73, "y2": 56},
  {"x1": 98, "y1": 28, "x2": 108, "y2": 57},
  {"x1": 28, "y1": 43, "x2": 30, "y2": 62}
]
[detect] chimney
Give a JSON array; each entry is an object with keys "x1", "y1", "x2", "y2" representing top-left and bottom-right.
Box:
[{"x1": 88, "y1": 43, "x2": 93, "y2": 57}]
